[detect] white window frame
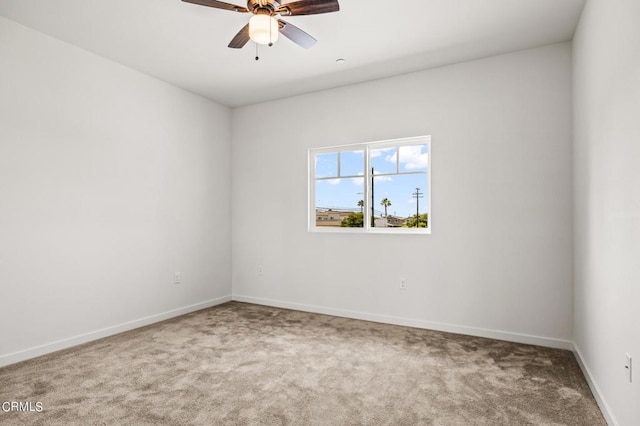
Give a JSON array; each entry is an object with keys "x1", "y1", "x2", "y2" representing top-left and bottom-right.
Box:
[{"x1": 308, "y1": 135, "x2": 431, "y2": 234}]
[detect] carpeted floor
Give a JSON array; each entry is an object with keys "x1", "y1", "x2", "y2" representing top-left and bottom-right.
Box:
[{"x1": 0, "y1": 302, "x2": 605, "y2": 425}]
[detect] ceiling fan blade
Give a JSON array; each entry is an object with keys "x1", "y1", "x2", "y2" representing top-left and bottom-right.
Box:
[
  {"x1": 182, "y1": 0, "x2": 248, "y2": 13},
  {"x1": 228, "y1": 24, "x2": 250, "y2": 48},
  {"x1": 278, "y1": 19, "x2": 317, "y2": 49},
  {"x1": 277, "y1": 0, "x2": 339, "y2": 16}
]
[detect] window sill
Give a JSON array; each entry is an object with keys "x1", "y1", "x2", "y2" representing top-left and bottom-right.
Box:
[{"x1": 309, "y1": 227, "x2": 431, "y2": 235}]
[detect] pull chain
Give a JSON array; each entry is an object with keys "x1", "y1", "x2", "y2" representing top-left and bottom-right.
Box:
[{"x1": 255, "y1": 42, "x2": 259, "y2": 61}]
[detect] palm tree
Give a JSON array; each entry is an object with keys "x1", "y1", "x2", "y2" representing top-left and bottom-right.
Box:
[
  {"x1": 357, "y1": 199, "x2": 364, "y2": 214},
  {"x1": 380, "y1": 198, "x2": 392, "y2": 217}
]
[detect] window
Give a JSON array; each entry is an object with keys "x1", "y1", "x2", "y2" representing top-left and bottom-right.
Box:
[{"x1": 309, "y1": 136, "x2": 431, "y2": 233}]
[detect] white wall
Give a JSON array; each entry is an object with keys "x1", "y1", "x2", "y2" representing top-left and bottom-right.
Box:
[
  {"x1": 232, "y1": 43, "x2": 574, "y2": 347},
  {"x1": 573, "y1": 0, "x2": 640, "y2": 424},
  {"x1": 0, "y1": 17, "x2": 232, "y2": 366}
]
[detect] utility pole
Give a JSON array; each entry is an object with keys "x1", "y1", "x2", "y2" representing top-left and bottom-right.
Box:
[
  {"x1": 371, "y1": 167, "x2": 375, "y2": 227},
  {"x1": 412, "y1": 188, "x2": 423, "y2": 227}
]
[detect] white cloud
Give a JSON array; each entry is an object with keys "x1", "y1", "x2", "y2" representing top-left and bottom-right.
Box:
[
  {"x1": 384, "y1": 145, "x2": 428, "y2": 170},
  {"x1": 400, "y1": 145, "x2": 428, "y2": 170},
  {"x1": 326, "y1": 179, "x2": 341, "y2": 185},
  {"x1": 374, "y1": 175, "x2": 393, "y2": 182},
  {"x1": 370, "y1": 147, "x2": 394, "y2": 159}
]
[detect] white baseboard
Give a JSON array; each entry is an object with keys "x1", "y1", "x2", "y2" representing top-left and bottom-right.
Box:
[
  {"x1": 573, "y1": 344, "x2": 618, "y2": 426},
  {"x1": 231, "y1": 295, "x2": 574, "y2": 350},
  {"x1": 0, "y1": 295, "x2": 232, "y2": 368}
]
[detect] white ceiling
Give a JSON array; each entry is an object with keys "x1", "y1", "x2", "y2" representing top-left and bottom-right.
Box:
[{"x1": 0, "y1": 0, "x2": 585, "y2": 107}]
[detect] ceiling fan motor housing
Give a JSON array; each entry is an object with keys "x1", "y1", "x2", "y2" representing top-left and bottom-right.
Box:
[{"x1": 247, "y1": 0, "x2": 281, "y2": 14}]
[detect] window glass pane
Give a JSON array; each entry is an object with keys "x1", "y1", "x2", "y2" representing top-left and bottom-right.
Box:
[
  {"x1": 315, "y1": 177, "x2": 365, "y2": 227},
  {"x1": 315, "y1": 153, "x2": 338, "y2": 178},
  {"x1": 399, "y1": 144, "x2": 428, "y2": 173},
  {"x1": 310, "y1": 137, "x2": 430, "y2": 233},
  {"x1": 373, "y1": 173, "x2": 428, "y2": 228},
  {"x1": 340, "y1": 150, "x2": 364, "y2": 177},
  {"x1": 370, "y1": 147, "x2": 397, "y2": 175}
]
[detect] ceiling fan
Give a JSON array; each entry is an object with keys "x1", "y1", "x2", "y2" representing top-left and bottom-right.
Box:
[{"x1": 182, "y1": 0, "x2": 340, "y2": 49}]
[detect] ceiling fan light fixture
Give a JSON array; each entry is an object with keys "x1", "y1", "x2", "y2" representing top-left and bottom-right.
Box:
[{"x1": 249, "y1": 14, "x2": 279, "y2": 45}]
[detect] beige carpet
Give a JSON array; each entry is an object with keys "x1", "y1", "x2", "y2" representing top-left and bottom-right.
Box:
[{"x1": 0, "y1": 302, "x2": 605, "y2": 425}]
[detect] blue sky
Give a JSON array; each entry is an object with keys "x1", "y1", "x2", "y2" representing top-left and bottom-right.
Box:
[{"x1": 315, "y1": 144, "x2": 429, "y2": 218}]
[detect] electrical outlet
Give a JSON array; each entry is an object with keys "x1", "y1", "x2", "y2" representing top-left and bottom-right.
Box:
[
  {"x1": 625, "y1": 353, "x2": 632, "y2": 383},
  {"x1": 399, "y1": 278, "x2": 407, "y2": 290},
  {"x1": 174, "y1": 272, "x2": 181, "y2": 285}
]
